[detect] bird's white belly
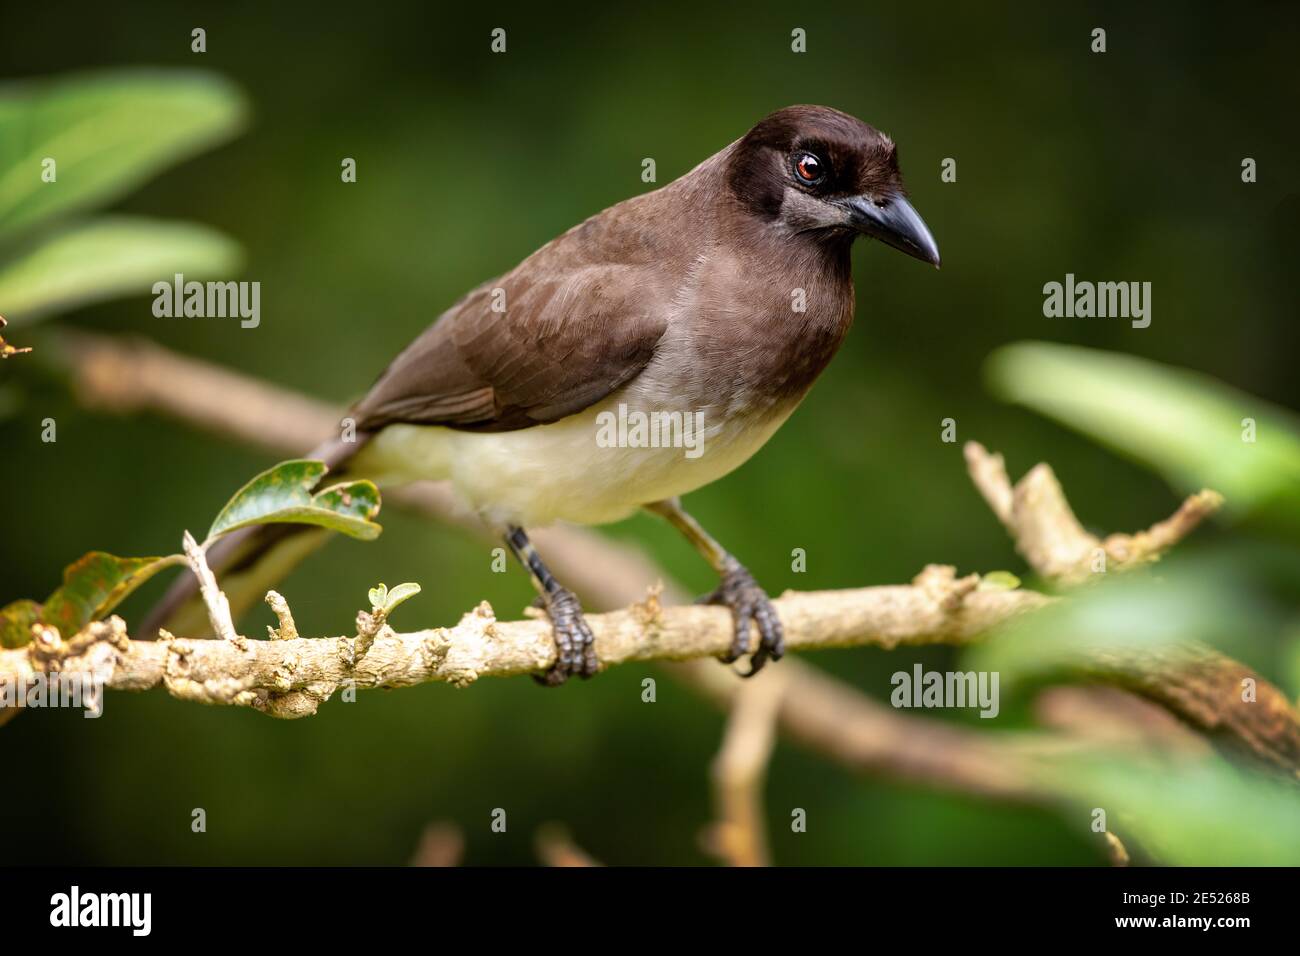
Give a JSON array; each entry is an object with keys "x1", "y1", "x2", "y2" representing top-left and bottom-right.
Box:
[{"x1": 357, "y1": 393, "x2": 795, "y2": 528}]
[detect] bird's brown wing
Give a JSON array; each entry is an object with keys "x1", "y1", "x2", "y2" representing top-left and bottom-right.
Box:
[{"x1": 351, "y1": 262, "x2": 669, "y2": 433}]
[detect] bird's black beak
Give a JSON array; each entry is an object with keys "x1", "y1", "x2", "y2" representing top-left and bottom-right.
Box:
[{"x1": 842, "y1": 194, "x2": 941, "y2": 268}]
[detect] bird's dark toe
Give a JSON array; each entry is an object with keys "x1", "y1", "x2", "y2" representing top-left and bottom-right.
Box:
[
  {"x1": 722, "y1": 605, "x2": 752, "y2": 663},
  {"x1": 741, "y1": 595, "x2": 785, "y2": 677},
  {"x1": 575, "y1": 616, "x2": 599, "y2": 679},
  {"x1": 533, "y1": 587, "x2": 599, "y2": 686},
  {"x1": 701, "y1": 563, "x2": 783, "y2": 675}
]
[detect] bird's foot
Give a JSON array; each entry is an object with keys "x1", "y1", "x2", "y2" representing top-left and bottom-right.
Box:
[
  {"x1": 699, "y1": 559, "x2": 784, "y2": 677},
  {"x1": 534, "y1": 587, "x2": 599, "y2": 686}
]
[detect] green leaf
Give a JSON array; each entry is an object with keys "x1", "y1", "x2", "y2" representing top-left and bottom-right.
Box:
[
  {"x1": 383, "y1": 583, "x2": 421, "y2": 613},
  {"x1": 0, "y1": 69, "x2": 247, "y2": 240},
  {"x1": 0, "y1": 216, "x2": 241, "y2": 326},
  {"x1": 978, "y1": 570, "x2": 1021, "y2": 591},
  {"x1": 986, "y1": 342, "x2": 1300, "y2": 531},
  {"x1": 206, "y1": 459, "x2": 382, "y2": 543},
  {"x1": 1052, "y1": 754, "x2": 1300, "y2": 865},
  {"x1": 0, "y1": 599, "x2": 41, "y2": 649},
  {"x1": 368, "y1": 583, "x2": 421, "y2": 616},
  {"x1": 39, "y1": 552, "x2": 183, "y2": 637}
]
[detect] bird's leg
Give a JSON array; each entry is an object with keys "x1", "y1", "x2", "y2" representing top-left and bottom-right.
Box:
[
  {"x1": 503, "y1": 525, "x2": 599, "y2": 686},
  {"x1": 645, "y1": 497, "x2": 784, "y2": 676}
]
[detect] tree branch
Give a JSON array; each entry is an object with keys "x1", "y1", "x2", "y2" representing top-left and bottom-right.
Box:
[
  {"x1": 964, "y1": 441, "x2": 1223, "y2": 584},
  {"x1": 6, "y1": 560, "x2": 1296, "y2": 778},
  {"x1": 0, "y1": 569, "x2": 1046, "y2": 718}
]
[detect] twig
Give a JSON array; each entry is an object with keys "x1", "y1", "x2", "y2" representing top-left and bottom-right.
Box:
[
  {"x1": 181, "y1": 531, "x2": 239, "y2": 645},
  {"x1": 703, "y1": 668, "x2": 788, "y2": 866},
  {"x1": 1103, "y1": 831, "x2": 1131, "y2": 867},
  {"x1": 264, "y1": 591, "x2": 298, "y2": 641},
  {"x1": 964, "y1": 441, "x2": 1223, "y2": 584},
  {"x1": 0, "y1": 316, "x2": 31, "y2": 358}
]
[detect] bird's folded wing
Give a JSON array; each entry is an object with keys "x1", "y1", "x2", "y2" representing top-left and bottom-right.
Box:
[{"x1": 351, "y1": 264, "x2": 669, "y2": 433}]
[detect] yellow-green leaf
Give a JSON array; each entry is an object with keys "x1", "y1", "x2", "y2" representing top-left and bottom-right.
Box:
[
  {"x1": 40, "y1": 552, "x2": 184, "y2": 638},
  {"x1": 0, "y1": 599, "x2": 41, "y2": 649},
  {"x1": 207, "y1": 460, "x2": 382, "y2": 543},
  {"x1": 978, "y1": 570, "x2": 1021, "y2": 591},
  {"x1": 383, "y1": 583, "x2": 421, "y2": 612},
  {"x1": 0, "y1": 216, "x2": 241, "y2": 326}
]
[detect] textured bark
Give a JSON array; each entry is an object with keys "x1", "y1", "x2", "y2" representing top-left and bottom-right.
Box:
[
  {"x1": 0, "y1": 570, "x2": 1047, "y2": 719},
  {"x1": 964, "y1": 441, "x2": 1223, "y2": 585}
]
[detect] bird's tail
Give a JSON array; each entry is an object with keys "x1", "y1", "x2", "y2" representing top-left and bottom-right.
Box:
[{"x1": 139, "y1": 433, "x2": 371, "y2": 638}]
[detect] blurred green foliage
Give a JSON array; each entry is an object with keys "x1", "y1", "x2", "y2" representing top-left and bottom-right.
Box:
[
  {"x1": 0, "y1": 69, "x2": 244, "y2": 324},
  {"x1": 1054, "y1": 754, "x2": 1300, "y2": 866},
  {"x1": 2, "y1": 1, "x2": 1298, "y2": 865},
  {"x1": 989, "y1": 342, "x2": 1300, "y2": 536},
  {"x1": 966, "y1": 554, "x2": 1300, "y2": 865}
]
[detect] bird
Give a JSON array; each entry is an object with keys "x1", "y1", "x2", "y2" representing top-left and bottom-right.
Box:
[{"x1": 146, "y1": 104, "x2": 940, "y2": 685}]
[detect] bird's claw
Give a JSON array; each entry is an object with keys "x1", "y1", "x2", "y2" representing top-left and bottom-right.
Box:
[
  {"x1": 698, "y1": 560, "x2": 784, "y2": 677},
  {"x1": 534, "y1": 587, "x2": 599, "y2": 686}
]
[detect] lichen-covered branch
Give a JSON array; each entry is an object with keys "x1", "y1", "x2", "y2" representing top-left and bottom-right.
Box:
[
  {"x1": 0, "y1": 568, "x2": 1046, "y2": 719},
  {"x1": 4, "y1": 564, "x2": 1297, "y2": 779}
]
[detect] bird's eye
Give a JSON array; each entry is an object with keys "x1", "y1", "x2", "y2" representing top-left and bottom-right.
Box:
[{"x1": 793, "y1": 151, "x2": 826, "y2": 185}]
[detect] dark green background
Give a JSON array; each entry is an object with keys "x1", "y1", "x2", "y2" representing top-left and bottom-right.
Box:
[{"x1": 2, "y1": 1, "x2": 1297, "y2": 864}]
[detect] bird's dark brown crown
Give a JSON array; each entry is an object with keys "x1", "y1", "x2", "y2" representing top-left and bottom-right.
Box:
[{"x1": 726, "y1": 105, "x2": 903, "y2": 220}]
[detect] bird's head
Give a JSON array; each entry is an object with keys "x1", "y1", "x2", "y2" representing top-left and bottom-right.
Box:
[{"x1": 726, "y1": 105, "x2": 940, "y2": 267}]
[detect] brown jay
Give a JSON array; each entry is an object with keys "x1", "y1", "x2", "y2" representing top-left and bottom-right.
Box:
[{"x1": 148, "y1": 104, "x2": 940, "y2": 686}]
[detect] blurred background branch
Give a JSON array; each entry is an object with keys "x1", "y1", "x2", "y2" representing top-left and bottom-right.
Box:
[{"x1": 702, "y1": 667, "x2": 788, "y2": 866}]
